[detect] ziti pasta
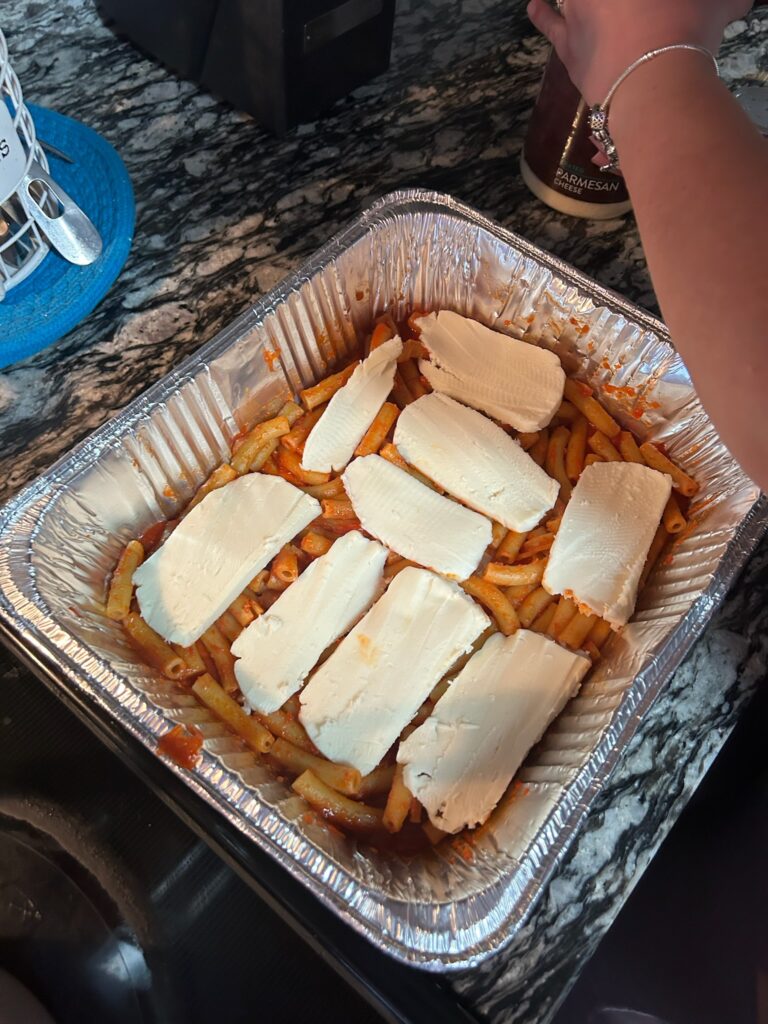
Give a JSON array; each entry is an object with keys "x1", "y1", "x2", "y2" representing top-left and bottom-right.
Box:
[{"x1": 107, "y1": 308, "x2": 696, "y2": 847}]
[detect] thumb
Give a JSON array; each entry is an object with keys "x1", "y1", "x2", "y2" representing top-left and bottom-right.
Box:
[{"x1": 527, "y1": 0, "x2": 567, "y2": 55}]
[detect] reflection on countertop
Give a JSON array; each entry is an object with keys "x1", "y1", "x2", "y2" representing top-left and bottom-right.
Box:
[{"x1": 0, "y1": 2, "x2": 767, "y2": 1023}]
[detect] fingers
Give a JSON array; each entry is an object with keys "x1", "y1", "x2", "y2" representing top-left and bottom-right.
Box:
[{"x1": 526, "y1": 0, "x2": 567, "y2": 53}]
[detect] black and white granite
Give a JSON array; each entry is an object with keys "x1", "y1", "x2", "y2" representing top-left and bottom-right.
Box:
[{"x1": 1, "y1": 2, "x2": 766, "y2": 1021}]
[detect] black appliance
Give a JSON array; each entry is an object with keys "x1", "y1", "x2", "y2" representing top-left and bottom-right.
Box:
[{"x1": 95, "y1": 0, "x2": 396, "y2": 134}]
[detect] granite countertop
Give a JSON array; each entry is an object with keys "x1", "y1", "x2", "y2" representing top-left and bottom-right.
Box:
[{"x1": 1, "y1": 2, "x2": 767, "y2": 1021}]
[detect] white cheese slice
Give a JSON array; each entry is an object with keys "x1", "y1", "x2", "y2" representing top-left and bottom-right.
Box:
[
  {"x1": 343, "y1": 454, "x2": 492, "y2": 580},
  {"x1": 301, "y1": 336, "x2": 403, "y2": 473},
  {"x1": 415, "y1": 310, "x2": 565, "y2": 431},
  {"x1": 394, "y1": 392, "x2": 559, "y2": 532},
  {"x1": 133, "y1": 475, "x2": 320, "y2": 646},
  {"x1": 299, "y1": 567, "x2": 490, "y2": 776},
  {"x1": 398, "y1": 630, "x2": 590, "y2": 833},
  {"x1": 231, "y1": 532, "x2": 388, "y2": 714},
  {"x1": 543, "y1": 461, "x2": 672, "y2": 629}
]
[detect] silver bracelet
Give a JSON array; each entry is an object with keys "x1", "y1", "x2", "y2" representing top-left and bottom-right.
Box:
[{"x1": 588, "y1": 44, "x2": 719, "y2": 172}]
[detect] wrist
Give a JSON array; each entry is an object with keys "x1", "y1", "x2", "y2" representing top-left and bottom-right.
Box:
[
  {"x1": 582, "y1": 24, "x2": 725, "y2": 106},
  {"x1": 608, "y1": 49, "x2": 720, "y2": 144}
]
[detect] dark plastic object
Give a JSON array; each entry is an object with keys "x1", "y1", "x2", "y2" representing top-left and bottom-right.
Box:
[
  {"x1": 96, "y1": 0, "x2": 220, "y2": 79},
  {"x1": 96, "y1": 0, "x2": 396, "y2": 134}
]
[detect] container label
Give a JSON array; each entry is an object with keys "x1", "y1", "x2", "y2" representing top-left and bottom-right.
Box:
[
  {"x1": 523, "y1": 51, "x2": 629, "y2": 209},
  {"x1": 0, "y1": 103, "x2": 28, "y2": 205}
]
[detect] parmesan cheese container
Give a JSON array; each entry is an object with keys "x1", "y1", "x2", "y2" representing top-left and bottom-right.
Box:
[{"x1": 521, "y1": 49, "x2": 632, "y2": 220}]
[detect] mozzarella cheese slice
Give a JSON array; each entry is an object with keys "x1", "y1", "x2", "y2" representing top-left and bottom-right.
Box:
[
  {"x1": 301, "y1": 336, "x2": 403, "y2": 473},
  {"x1": 343, "y1": 454, "x2": 492, "y2": 580},
  {"x1": 299, "y1": 567, "x2": 490, "y2": 776},
  {"x1": 415, "y1": 310, "x2": 565, "y2": 431},
  {"x1": 394, "y1": 392, "x2": 559, "y2": 532},
  {"x1": 133, "y1": 475, "x2": 320, "y2": 646},
  {"x1": 398, "y1": 630, "x2": 590, "y2": 834},
  {"x1": 231, "y1": 532, "x2": 387, "y2": 714},
  {"x1": 543, "y1": 461, "x2": 672, "y2": 629}
]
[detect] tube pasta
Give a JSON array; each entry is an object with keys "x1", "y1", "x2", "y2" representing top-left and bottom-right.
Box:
[
  {"x1": 300, "y1": 531, "x2": 333, "y2": 557},
  {"x1": 369, "y1": 319, "x2": 396, "y2": 351},
  {"x1": 171, "y1": 642, "x2": 207, "y2": 675},
  {"x1": 216, "y1": 610, "x2": 242, "y2": 643},
  {"x1": 484, "y1": 560, "x2": 545, "y2": 587},
  {"x1": 300, "y1": 364, "x2": 356, "y2": 411},
  {"x1": 517, "y1": 431, "x2": 540, "y2": 451},
  {"x1": 258, "y1": 708, "x2": 317, "y2": 753},
  {"x1": 397, "y1": 338, "x2": 428, "y2": 362},
  {"x1": 106, "y1": 540, "x2": 144, "y2": 620},
  {"x1": 355, "y1": 402, "x2": 399, "y2": 457},
  {"x1": 232, "y1": 415, "x2": 291, "y2": 475},
  {"x1": 490, "y1": 521, "x2": 508, "y2": 548},
  {"x1": 565, "y1": 415, "x2": 588, "y2": 481},
  {"x1": 248, "y1": 440, "x2": 280, "y2": 472},
  {"x1": 519, "y1": 533, "x2": 554, "y2": 557},
  {"x1": 559, "y1": 611, "x2": 597, "y2": 650},
  {"x1": 639, "y1": 524, "x2": 668, "y2": 589},
  {"x1": 531, "y1": 603, "x2": 558, "y2": 634},
  {"x1": 548, "y1": 425, "x2": 573, "y2": 501},
  {"x1": 356, "y1": 763, "x2": 396, "y2": 799},
  {"x1": 123, "y1": 612, "x2": 187, "y2": 680},
  {"x1": 321, "y1": 497, "x2": 356, "y2": 519},
  {"x1": 271, "y1": 738, "x2": 362, "y2": 796},
  {"x1": 554, "y1": 399, "x2": 579, "y2": 422},
  {"x1": 663, "y1": 494, "x2": 687, "y2": 534},
  {"x1": 588, "y1": 617, "x2": 613, "y2": 649},
  {"x1": 528, "y1": 428, "x2": 549, "y2": 467},
  {"x1": 186, "y1": 464, "x2": 237, "y2": 513},
  {"x1": 547, "y1": 596, "x2": 578, "y2": 638},
  {"x1": 563, "y1": 379, "x2": 621, "y2": 438},
  {"x1": 383, "y1": 764, "x2": 413, "y2": 833},
  {"x1": 518, "y1": 587, "x2": 556, "y2": 628},
  {"x1": 272, "y1": 545, "x2": 300, "y2": 584},
  {"x1": 640, "y1": 442, "x2": 699, "y2": 496},
  {"x1": 279, "y1": 447, "x2": 330, "y2": 485},
  {"x1": 461, "y1": 576, "x2": 520, "y2": 636},
  {"x1": 200, "y1": 624, "x2": 238, "y2": 694},
  {"x1": 391, "y1": 369, "x2": 416, "y2": 408},
  {"x1": 279, "y1": 400, "x2": 304, "y2": 426},
  {"x1": 618, "y1": 430, "x2": 644, "y2": 465},
  {"x1": 228, "y1": 591, "x2": 261, "y2": 627},
  {"x1": 192, "y1": 674, "x2": 274, "y2": 753},
  {"x1": 292, "y1": 770, "x2": 384, "y2": 832},
  {"x1": 400, "y1": 358, "x2": 428, "y2": 399},
  {"x1": 496, "y1": 529, "x2": 528, "y2": 563},
  {"x1": 281, "y1": 406, "x2": 325, "y2": 451}
]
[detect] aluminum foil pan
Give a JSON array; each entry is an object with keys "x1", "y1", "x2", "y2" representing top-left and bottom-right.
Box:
[{"x1": 0, "y1": 190, "x2": 762, "y2": 971}]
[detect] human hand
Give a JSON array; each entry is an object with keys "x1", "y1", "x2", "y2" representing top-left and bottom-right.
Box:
[{"x1": 526, "y1": 0, "x2": 753, "y2": 105}]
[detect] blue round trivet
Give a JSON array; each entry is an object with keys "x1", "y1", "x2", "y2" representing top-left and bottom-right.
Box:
[{"x1": 0, "y1": 104, "x2": 134, "y2": 370}]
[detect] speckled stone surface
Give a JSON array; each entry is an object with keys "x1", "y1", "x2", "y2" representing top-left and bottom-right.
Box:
[{"x1": 1, "y1": 2, "x2": 766, "y2": 1022}]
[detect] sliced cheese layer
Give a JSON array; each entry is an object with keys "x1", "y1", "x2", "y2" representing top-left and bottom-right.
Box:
[
  {"x1": 398, "y1": 630, "x2": 590, "y2": 834},
  {"x1": 343, "y1": 454, "x2": 492, "y2": 580},
  {"x1": 394, "y1": 392, "x2": 559, "y2": 532},
  {"x1": 134, "y1": 475, "x2": 320, "y2": 646},
  {"x1": 299, "y1": 567, "x2": 490, "y2": 776},
  {"x1": 232, "y1": 532, "x2": 387, "y2": 714},
  {"x1": 543, "y1": 461, "x2": 672, "y2": 629},
  {"x1": 301, "y1": 336, "x2": 403, "y2": 473},
  {"x1": 416, "y1": 310, "x2": 565, "y2": 431}
]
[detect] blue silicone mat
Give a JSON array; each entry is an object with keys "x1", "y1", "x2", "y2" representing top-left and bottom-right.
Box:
[{"x1": 0, "y1": 104, "x2": 134, "y2": 369}]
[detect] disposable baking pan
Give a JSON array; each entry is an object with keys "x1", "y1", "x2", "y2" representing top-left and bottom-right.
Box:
[{"x1": 0, "y1": 190, "x2": 763, "y2": 970}]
